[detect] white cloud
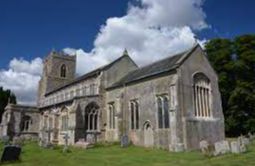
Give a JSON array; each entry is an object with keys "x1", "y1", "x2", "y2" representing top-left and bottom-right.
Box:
[
  {"x1": 0, "y1": 58, "x2": 43, "y2": 105},
  {"x1": 64, "y1": 0, "x2": 208, "y2": 75},
  {"x1": 0, "y1": 0, "x2": 208, "y2": 105}
]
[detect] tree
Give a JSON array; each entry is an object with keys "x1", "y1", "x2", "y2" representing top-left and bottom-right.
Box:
[
  {"x1": 0, "y1": 87, "x2": 16, "y2": 122},
  {"x1": 205, "y1": 34, "x2": 255, "y2": 136}
]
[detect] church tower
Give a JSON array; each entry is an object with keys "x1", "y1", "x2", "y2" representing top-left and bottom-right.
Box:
[{"x1": 37, "y1": 50, "x2": 76, "y2": 106}]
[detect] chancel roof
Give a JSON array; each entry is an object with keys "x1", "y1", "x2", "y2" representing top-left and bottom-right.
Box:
[{"x1": 108, "y1": 44, "x2": 199, "y2": 89}]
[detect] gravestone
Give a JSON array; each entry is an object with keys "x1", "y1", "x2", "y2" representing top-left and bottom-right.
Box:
[
  {"x1": 1, "y1": 136, "x2": 10, "y2": 145},
  {"x1": 214, "y1": 140, "x2": 230, "y2": 156},
  {"x1": 121, "y1": 135, "x2": 129, "y2": 148},
  {"x1": 62, "y1": 133, "x2": 70, "y2": 153},
  {"x1": 240, "y1": 144, "x2": 247, "y2": 153},
  {"x1": 199, "y1": 140, "x2": 213, "y2": 156},
  {"x1": 13, "y1": 137, "x2": 24, "y2": 146},
  {"x1": 175, "y1": 143, "x2": 185, "y2": 152},
  {"x1": 241, "y1": 137, "x2": 250, "y2": 146},
  {"x1": 1, "y1": 145, "x2": 21, "y2": 162},
  {"x1": 230, "y1": 141, "x2": 241, "y2": 154},
  {"x1": 199, "y1": 140, "x2": 209, "y2": 153}
]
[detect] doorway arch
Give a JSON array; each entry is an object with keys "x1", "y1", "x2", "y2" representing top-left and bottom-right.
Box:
[{"x1": 143, "y1": 121, "x2": 154, "y2": 147}]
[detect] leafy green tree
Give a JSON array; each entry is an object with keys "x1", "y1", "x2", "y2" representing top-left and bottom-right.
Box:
[
  {"x1": 0, "y1": 87, "x2": 16, "y2": 122},
  {"x1": 205, "y1": 34, "x2": 255, "y2": 136}
]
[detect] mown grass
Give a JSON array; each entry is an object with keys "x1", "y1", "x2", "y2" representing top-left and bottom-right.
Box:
[{"x1": 1, "y1": 141, "x2": 255, "y2": 166}]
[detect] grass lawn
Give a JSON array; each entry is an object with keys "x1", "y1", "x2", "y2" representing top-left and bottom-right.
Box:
[{"x1": 1, "y1": 141, "x2": 255, "y2": 166}]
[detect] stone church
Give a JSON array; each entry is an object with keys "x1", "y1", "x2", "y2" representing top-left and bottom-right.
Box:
[{"x1": 0, "y1": 44, "x2": 225, "y2": 151}]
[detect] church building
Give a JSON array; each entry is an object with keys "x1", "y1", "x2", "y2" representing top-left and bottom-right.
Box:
[{"x1": 1, "y1": 44, "x2": 225, "y2": 151}]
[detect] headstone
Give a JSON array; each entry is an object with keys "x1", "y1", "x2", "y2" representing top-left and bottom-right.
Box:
[
  {"x1": 175, "y1": 143, "x2": 185, "y2": 152},
  {"x1": 240, "y1": 144, "x2": 247, "y2": 153},
  {"x1": 199, "y1": 140, "x2": 209, "y2": 153},
  {"x1": 1, "y1": 145, "x2": 21, "y2": 162},
  {"x1": 241, "y1": 137, "x2": 250, "y2": 146},
  {"x1": 62, "y1": 133, "x2": 70, "y2": 153},
  {"x1": 230, "y1": 141, "x2": 241, "y2": 154},
  {"x1": 121, "y1": 135, "x2": 129, "y2": 148},
  {"x1": 1, "y1": 136, "x2": 10, "y2": 145},
  {"x1": 13, "y1": 137, "x2": 24, "y2": 146},
  {"x1": 248, "y1": 132, "x2": 253, "y2": 140},
  {"x1": 199, "y1": 140, "x2": 213, "y2": 156},
  {"x1": 214, "y1": 140, "x2": 230, "y2": 156}
]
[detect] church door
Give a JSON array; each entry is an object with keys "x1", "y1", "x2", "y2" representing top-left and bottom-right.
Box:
[{"x1": 144, "y1": 122, "x2": 154, "y2": 147}]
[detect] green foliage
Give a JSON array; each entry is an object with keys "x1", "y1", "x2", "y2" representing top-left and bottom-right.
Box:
[
  {"x1": 205, "y1": 34, "x2": 255, "y2": 137},
  {"x1": 0, "y1": 87, "x2": 16, "y2": 122}
]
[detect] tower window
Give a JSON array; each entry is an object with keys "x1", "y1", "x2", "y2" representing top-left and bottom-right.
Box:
[{"x1": 60, "y1": 64, "x2": 67, "y2": 78}]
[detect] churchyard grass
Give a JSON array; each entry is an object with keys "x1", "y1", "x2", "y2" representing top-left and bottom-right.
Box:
[{"x1": 1, "y1": 141, "x2": 255, "y2": 166}]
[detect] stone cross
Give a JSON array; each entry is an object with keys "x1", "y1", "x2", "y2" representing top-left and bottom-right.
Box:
[{"x1": 63, "y1": 133, "x2": 70, "y2": 153}]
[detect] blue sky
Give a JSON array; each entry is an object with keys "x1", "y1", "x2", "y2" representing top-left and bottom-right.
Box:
[
  {"x1": 0, "y1": 0, "x2": 254, "y2": 69},
  {"x1": 0, "y1": 0, "x2": 254, "y2": 105}
]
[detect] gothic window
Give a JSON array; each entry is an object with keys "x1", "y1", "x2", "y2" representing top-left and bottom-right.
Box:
[
  {"x1": 130, "y1": 100, "x2": 139, "y2": 130},
  {"x1": 84, "y1": 102, "x2": 99, "y2": 131},
  {"x1": 61, "y1": 107, "x2": 69, "y2": 131},
  {"x1": 49, "y1": 117, "x2": 53, "y2": 130},
  {"x1": 157, "y1": 95, "x2": 170, "y2": 129},
  {"x1": 108, "y1": 103, "x2": 115, "y2": 129},
  {"x1": 61, "y1": 115, "x2": 68, "y2": 131},
  {"x1": 90, "y1": 84, "x2": 96, "y2": 95},
  {"x1": 21, "y1": 115, "x2": 32, "y2": 131},
  {"x1": 44, "y1": 116, "x2": 48, "y2": 129},
  {"x1": 76, "y1": 88, "x2": 80, "y2": 96},
  {"x1": 82, "y1": 86, "x2": 87, "y2": 96},
  {"x1": 193, "y1": 73, "x2": 212, "y2": 118},
  {"x1": 60, "y1": 64, "x2": 67, "y2": 78},
  {"x1": 70, "y1": 90, "x2": 74, "y2": 98}
]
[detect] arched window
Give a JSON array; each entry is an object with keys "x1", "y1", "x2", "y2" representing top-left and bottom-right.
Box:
[
  {"x1": 21, "y1": 115, "x2": 32, "y2": 131},
  {"x1": 193, "y1": 73, "x2": 211, "y2": 118},
  {"x1": 60, "y1": 64, "x2": 67, "y2": 78},
  {"x1": 61, "y1": 107, "x2": 68, "y2": 131},
  {"x1": 130, "y1": 100, "x2": 139, "y2": 130},
  {"x1": 157, "y1": 96, "x2": 170, "y2": 129},
  {"x1": 108, "y1": 103, "x2": 115, "y2": 129},
  {"x1": 84, "y1": 102, "x2": 99, "y2": 131}
]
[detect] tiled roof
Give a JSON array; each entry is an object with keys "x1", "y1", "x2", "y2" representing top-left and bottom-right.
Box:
[
  {"x1": 108, "y1": 44, "x2": 198, "y2": 89},
  {"x1": 45, "y1": 53, "x2": 134, "y2": 96}
]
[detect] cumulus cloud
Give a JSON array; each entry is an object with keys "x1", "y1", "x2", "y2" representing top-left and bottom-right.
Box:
[
  {"x1": 0, "y1": 58, "x2": 43, "y2": 105},
  {"x1": 0, "y1": 0, "x2": 208, "y2": 105},
  {"x1": 63, "y1": 0, "x2": 208, "y2": 75}
]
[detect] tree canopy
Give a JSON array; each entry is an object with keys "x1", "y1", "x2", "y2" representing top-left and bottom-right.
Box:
[
  {"x1": 0, "y1": 87, "x2": 16, "y2": 122},
  {"x1": 205, "y1": 34, "x2": 255, "y2": 137}
]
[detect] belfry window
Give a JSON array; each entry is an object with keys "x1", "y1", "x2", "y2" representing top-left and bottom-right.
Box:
[
  {"x1": 157, "y1": 95, "x2": 169, "y2": 129},
  {"x1": 60, "y1": 64, "x2": 67, "y2": 78},
  {"x1": 193, "y1": 73, "x2": 212, "y2": 118},
  {"x1": 108, "y1": 103, "x2": 115, "y2": 129},
  {"x1": 130, "y1": 100, "x2": 139, "y2": 130}
]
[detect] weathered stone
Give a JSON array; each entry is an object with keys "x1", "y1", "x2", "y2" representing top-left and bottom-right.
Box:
[
  {"x1": 230, "y1": 141, "x2": 241, "y2": 154},
  {"x1": 199, "y1": 140, "x2": 209, "y2": 154},
  {"x1": 240, "y1": 144, "x2": 247, "y2": 153},
  {"x1": 241, "y1": 137, "x2": 250, "y2": 146},
  {"x1": 0, "y1": 45, "x2": 225, "y2": 151},
  {"x1": 214, "y1": 141, "x2": 230, "y2": 156},
  {"x1": 175, "y1": 143, "x2": 185, "y2": 152},
  {"x1": 12, "y1": 137, "x2": 24, "y2": 146},
  {"x1": 121, "y1": 135, "x2": 129, "y2": 148}
]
